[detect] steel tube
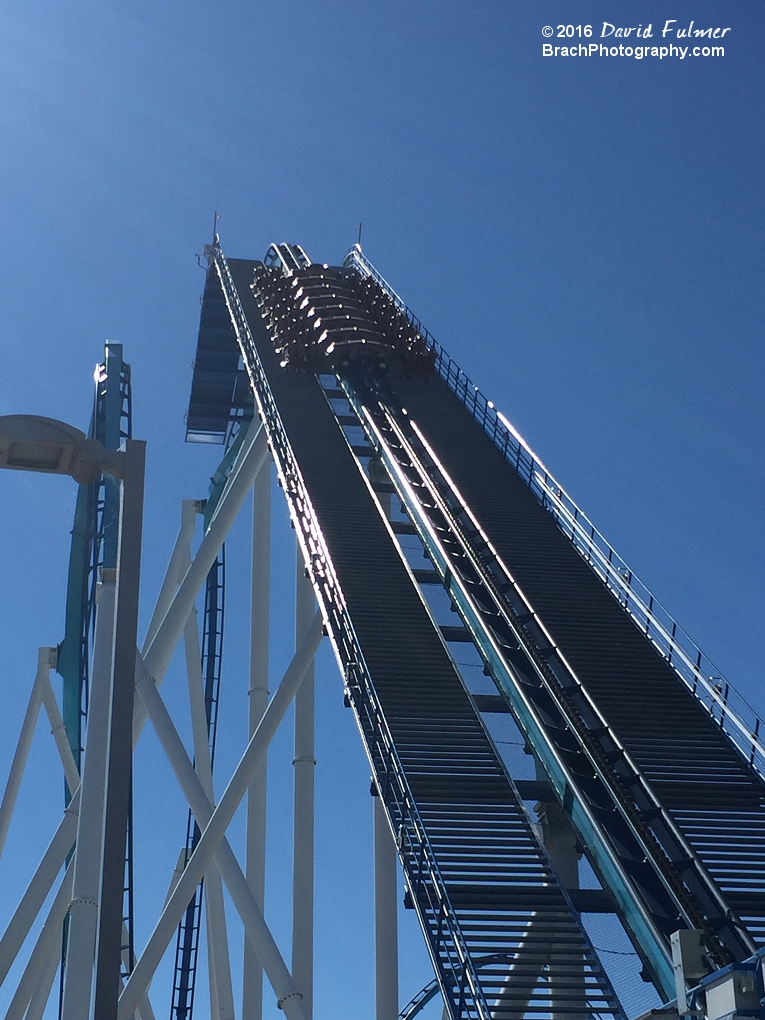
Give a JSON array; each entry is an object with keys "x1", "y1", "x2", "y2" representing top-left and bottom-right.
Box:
[
  {"x1": 0, "y1": 791, "x2": 79, "y2": 984},
  {"x1": 121, "y1": 614, "x2": 323, "y2": 1020},
  {"x1": 39, "y1": 669, "x2": 80, "y2": 796},
  {"x1": 3, "y1": 863, "x2": 74, "y2": 1020},
  {"x1": 0, "y1": 649, "x2": 50, "y2": 858},
  {"x1": 61, "y1": 578, "x2": 117, "y2": 1020},
  {"x1": 142, "y1": 498, "x2": 199, "y2": 653},
  {"x1": 374, "y1": 796, "x2": 399, "y2": 1020},
  {"x1": 244, "y1": 460, "x2": 271, "y2": 1020},
  {"x1": 25, "y1": 931, "x2": 62, "y2": 1020},
  {"x1": 94, "y1": 439, "x2": 146, "y2": 1020},
  {"x1": 134, "y1": 423, "x2": 267, "y2": 740},
  {"x1": 292, "y1": 558, "x2": 316, "y2": 1017},
  {"x1": 184, "y1": 613, "x2": 236, "y2": 1020}
]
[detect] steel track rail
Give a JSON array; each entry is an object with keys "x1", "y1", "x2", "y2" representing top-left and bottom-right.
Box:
[
  {"x1": 335, "y1": 364, "x2": 757, "y2": 991},
  {"x1": 210, "y1": 243, "x2": 495, "y2": 1019},
  {"x1": 342, "y1": 246, "x2": 765, "y2": 788}
]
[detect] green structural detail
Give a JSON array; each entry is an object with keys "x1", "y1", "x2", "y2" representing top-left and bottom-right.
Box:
[{"x1": 57, "y1": 481, "x2": 92, "y2": 773}]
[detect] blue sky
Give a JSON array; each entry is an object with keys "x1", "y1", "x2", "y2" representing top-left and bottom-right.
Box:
[{"x1": 0, "y1": 1, "x2": 763, "y2": 1017}]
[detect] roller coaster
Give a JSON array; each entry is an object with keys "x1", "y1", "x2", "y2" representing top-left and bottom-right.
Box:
[{"x1": 1, "y1": 234, "x2": 764, "y2": 1020}]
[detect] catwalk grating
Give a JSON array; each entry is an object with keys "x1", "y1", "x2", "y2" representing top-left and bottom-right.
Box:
[
  {"x1": 190, "y1": 238, "x2": 765, "y2": 1017},
  {"x1": 202, "y1": 253, "x2": 627, "y2": 1020},
  {"x1": 382, "y1": 366, "x2": 765, "y2": 956}
]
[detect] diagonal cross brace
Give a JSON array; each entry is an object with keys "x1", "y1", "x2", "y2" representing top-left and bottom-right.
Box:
[{"x1": 119, "y1": 611, "x2": 324, "y2": 1020}]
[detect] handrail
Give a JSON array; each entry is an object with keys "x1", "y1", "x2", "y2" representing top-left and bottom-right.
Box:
[{"x1": 343, "y1": 245, "x2": 765, "y2": 785}]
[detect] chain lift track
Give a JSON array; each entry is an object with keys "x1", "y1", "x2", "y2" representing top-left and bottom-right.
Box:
[
  {"x1": 9, "y1": 238, "x2": 764, "y2": 1020},
  {"x1": 194, "y1": 237, "x2": 765, "y2": 1018},
  {"x1": 341, "y1": 248, "x2": 765, "y2": 952},
  {"x1": 206, "y1": 245, "x2": 623, "y2": 1019}
]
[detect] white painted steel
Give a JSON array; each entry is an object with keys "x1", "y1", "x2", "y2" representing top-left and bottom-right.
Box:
[
  {"x1": 121, "y1": 614, "x2": 323, "y2": 1020},
  {"x1": 203, "y1": 864, "x2": 237, "y2": 1020},
  {"x1": 134, "y1": 421, "x2": 267, "y2": 740},
  {"x1": 1, "y1": 433, "x2": 262, "y2": 1002},
  {"x1": 129, "y1": 669, "x2": 297, "y2": 1020},
  {"x1": 207, "y1": 907, "x2": 220, "y2": 1020},
  {"x1": 61, "y1": 577, "x2": 117, "y2": 1020},
  {"x1": 244, "y1": 459, "x2": 271, "y2": 1020},
  {"x1": 93, "y1": 437, "x2": 146, "y2": 1020},
  {"x1": 0, "y1": 793, "x2": 79, "y2": 984},
  {"x1": 24, "y1": 931, "x2": 62, "y2": 1020},
  {"x1": 138, "y1": 995, "x2": 157, "y2": 1020},
  {"x1": 142, "y1": 498, "x2": 200, "y2": 653},
  {"x1": 0, "y1": 648, "x2": 51, "y2": 858},
  {"x1": 292, "y1": 557, "x2": 316, "y2": 1018},
  {"x1": 2, "y1": 863, "x2": 74, "y2": 1020},
  {"x1": 121, "y1": 922, "x2": 158, "y2": 1020},
  {"x1": 1, "y1": 429, "x2": 263, "y2": 1012},
  {"x1": 183, "y1": 612, "x2": 236, "y2": 1020},
  {"x1": 374, "y1": 795, "x2": 399, "y2": 1020},
  {"x1": 39, "y1": 667, "x2": 80, "y2": 796}
]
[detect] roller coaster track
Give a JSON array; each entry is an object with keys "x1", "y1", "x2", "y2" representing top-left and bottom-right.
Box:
[{"x1": 199, "y1": 238, "x2": 765, "y2": 1018}]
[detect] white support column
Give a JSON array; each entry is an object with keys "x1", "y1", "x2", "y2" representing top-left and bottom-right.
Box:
[
  {"x1": 369, "y1": 462, "x2": 399, "y2": 1020},
  {"x1": 207, "y1": 909, "x2": 221, "y2": 1020},
  {"x1": 244, "y1": 458, "x2": 271, "y2": 1020},
  {"x1": 61, "y1": 576, "x2": 117, "y2": 1020},
  {"x1": 0, "y1": 441, "x2": 263, "y2": 992},
  {"x1": 134, "y1": 421, "x2": 268, "y2": 741},
  {"x1": 120, "y1": 614, "x2": 324, "y2": 1020},
  {"x1": 374, "y1": 795, "x2": 399, "y2": 1020},
  {"x1": 0, "y1": 647, "x2": 52, "y2": 858},
  {"x1": 292, "y1": 554, "x2": 316, "y2": 1019},
  {"x1": 183, "y1": 612, "x2": 236, "y2": 1020}
]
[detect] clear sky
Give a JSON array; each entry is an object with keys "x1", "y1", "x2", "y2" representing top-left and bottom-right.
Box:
[{"x1": 0, "y1": 2, "x2": 763, "y2": 1018}]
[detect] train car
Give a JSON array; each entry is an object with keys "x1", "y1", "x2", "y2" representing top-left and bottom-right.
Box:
[{"x1": 251, "y1": 246, "x2": 435, "y2": 376}]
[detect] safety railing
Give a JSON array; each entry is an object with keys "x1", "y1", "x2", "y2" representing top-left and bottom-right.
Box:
[
  {"x1": 343, "y1": 245, "x2": 765, "y2": 785},
  {"x1": 211, "y1": 240, "x2": 492, "y2": 1020}
]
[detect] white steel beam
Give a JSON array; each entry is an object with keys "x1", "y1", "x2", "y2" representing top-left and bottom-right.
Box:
[
  {"x1": 134, "y1": 421, "x2": 267, "y2": 740},
  {"x1": 0, "y1": 793, "x2": 79, "y2": 984},
  {"x1": 61, "y1": 576, "x2": 117, "y2": 1020},
  {"x1": 24, "y1": 935, "x2": 62, "y2": 1020},
  {"x1": 0, "y1": 647, "x2": 55, "y2": 858},
  {"x1": 0, "y1": 433, "x2": 262, "y2": 993},
  {"x1": 292, "y1": 556, "x2": 316, "y2": 1017},
  {"x1": 39, "y1": 667, "x2": 80, "y2": 797},
  {"x1": 183, "y1": 611, "x2": 236, "y2": 1020},
  {"x1": 0, "y1": 425, "x2": 264, "y2": 1011},
  {"x1": 120, "y1": 613, "x2": 324, "y2": 1020},
  {"x1": 142, "y1": 498, "x2": 199, "y2": 653},
  {"x1": 3, "y1": 862, "x2": 74, "y2": 1020},
  {"x1": 374, "y1": 795, "x2": 399, "y2": 1020},
  {"x1": 244, "y1": 459, "x2": 271, "y2": 1020}
]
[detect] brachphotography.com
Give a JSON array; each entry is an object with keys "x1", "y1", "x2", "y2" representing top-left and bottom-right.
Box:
[{"x1": 543, "y1": 42, "x2": 724, "y2": 60}]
